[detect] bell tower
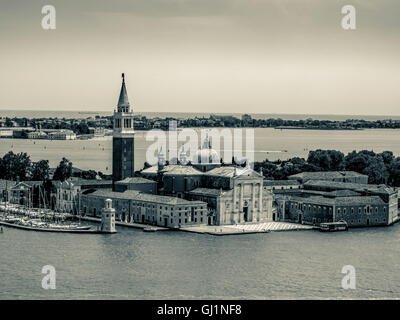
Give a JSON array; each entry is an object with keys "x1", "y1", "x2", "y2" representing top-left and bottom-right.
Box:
[{"x1": 112, "y1": 73, "x2": 135, "y2": 187}]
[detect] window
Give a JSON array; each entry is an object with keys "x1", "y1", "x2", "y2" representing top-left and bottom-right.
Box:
[
  {"x1": 337, "y1": 208, "x2": 340, "y2": 214},
  {"x1": 351, "y1": 208, "x2": 354, "y2": 214}
]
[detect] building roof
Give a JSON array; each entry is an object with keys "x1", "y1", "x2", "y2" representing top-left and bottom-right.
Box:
[
  {"x1": 288, "y1": 171, "x2": 368, "y2": 181},
  {"x1": 87, "y1": 189, "x2": 206, "y2": 206},
  {"x1": 284, "y1": 194, "x2": 386, "y2": 206},
  {"x1": 116, "y1": 177, "x2": 156, "y2": 184},
  {"x1": 54, "y1": 178, "x2": 112, "y2": 189},
  {"x1": 189, "y1": 188, "x2": 227, "y2": 197},
  {"x1": 11, "y1": 181, "x2": 43, "y2": 189},
  {"x1": 141, "y1": 164, "x2": 203, "y2": 176},
  {"x1": 163, "y1": 166, "x2": 203, "y2": 176},
  {"x1": 304, "y1": 180, "x2": 397, "y2": 195},
  {"x1": 263, "y1": 180, "x2": 300, "y2": 186},
  {"x1": 205, "y1": 166, "x2": 261, "y2": 178}
]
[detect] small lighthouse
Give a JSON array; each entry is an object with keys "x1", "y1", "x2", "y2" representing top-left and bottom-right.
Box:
[{"x1": 101, "y1": 199, "x2": 117, "y2": 233}]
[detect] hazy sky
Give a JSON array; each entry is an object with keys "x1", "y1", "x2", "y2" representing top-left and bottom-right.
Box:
[{"x1": 0, "y1": 0, "x2": 399, "y2": 116}]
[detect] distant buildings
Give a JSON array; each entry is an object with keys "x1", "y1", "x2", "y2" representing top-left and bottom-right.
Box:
[{"x1": 0, "y1": 127, "x2": 77, "y2": 140}]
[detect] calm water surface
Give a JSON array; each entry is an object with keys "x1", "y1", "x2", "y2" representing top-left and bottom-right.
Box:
[
  {"x1": 1, "y1": 128, "x2": 400, "y2": 172},
  {"x1": 1, "y1": 127, "x2": 400, "y2": 299},
  {"x1": 1, "y1": 225, "x2": 400, "y2": 299}
]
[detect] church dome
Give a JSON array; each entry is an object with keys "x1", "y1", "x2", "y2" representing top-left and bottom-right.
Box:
[
  {"x1": 193, "y1": 148, "x2": 220, "y2": 164},
  {"x1": 192, "y1": 134, "x2": 220, "y2": 164}
]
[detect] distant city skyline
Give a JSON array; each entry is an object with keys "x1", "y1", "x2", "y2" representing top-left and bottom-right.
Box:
[{"x1": 0, "y1": 0, "x2": 399, "y2": 116}]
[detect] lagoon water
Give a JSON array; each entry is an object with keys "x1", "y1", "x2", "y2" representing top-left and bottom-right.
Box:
[
  {"x1": 1, "y1": 128, "x2": 400, "y2": 173},
  {"x1": 1, "y1": 223, "x2": 400, "y2": 299},
  {"x1": 1, "y1": 127, "x2": 400, "y2": 299}
]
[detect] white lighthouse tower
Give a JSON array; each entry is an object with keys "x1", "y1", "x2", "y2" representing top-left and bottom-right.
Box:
[{"x1": 101, "y1": 199, "x2": 117, "y2": 233}]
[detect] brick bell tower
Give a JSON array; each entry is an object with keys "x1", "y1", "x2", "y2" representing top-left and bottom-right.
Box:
[{"x1": 112, "y1": 73, "x2": 135, "y2": 188}]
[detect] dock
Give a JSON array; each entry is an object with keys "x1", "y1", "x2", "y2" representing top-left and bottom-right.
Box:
[
  {"x1": 180, "y1": 221, "x2": 313, "y2": 236},
  {"x1": 76, "y1": 216, "x2": 169, "y2": 231}
]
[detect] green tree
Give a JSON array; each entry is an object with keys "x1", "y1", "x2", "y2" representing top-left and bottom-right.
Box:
[
  {"x1": 31, "y1": 160, "x2": 50, "y2": 181},
  {"x1": 53, "y1": 157, "x2": 73, "y2": 182},
  {"x1": 389, "y1": 157, "x2": 400, "y2": 187},
  {"x1": 1, "y1": 151, "x2": 32, "y2": 181},
  {"x1": 307, "y1": 150, "x2": 344, "y2": 171}
]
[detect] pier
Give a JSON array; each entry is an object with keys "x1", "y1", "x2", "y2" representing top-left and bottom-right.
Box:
[{"x1": 180, "y1": 221, "x2": 313, "y2": 236}]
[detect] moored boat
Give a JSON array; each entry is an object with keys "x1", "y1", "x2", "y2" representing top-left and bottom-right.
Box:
[{"x1": 318, "y1": 221, "x2": 348, "y2": 232}]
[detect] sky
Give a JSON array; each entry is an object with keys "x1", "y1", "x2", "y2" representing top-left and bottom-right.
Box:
[{"x1": 0, "y1": 0, "x2": 399, "y2": 116}]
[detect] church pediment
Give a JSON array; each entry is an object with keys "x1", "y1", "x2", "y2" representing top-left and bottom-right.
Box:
[{"x1": 233, "y1": 168, "x2": 263, "y2": 180}]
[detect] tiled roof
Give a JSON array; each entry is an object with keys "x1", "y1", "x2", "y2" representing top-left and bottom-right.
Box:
[
  {"x1": 116, "y1": 177, "x2": 156, "y2": 184},
  {"x1": 284, "y1": 195, "x2": 386, "y2": 206},
  {"x1": 205, "y1": 166, "x2": 261, "y2": 178},
  {"x1": 263, "y1": 180, "x2": 300, "y2": 186},
  {"x1": 54, "y1": 178, "x2": 112, "y2": 188},
  {"x1": 304, "y1": 180, "x2": 396, "y2": 195},
  {"x1": 288, "y1": 171, "x2": 368, "y2": 181},
  {"x1": 189, "y1": 188, "x2": 226, "y2": 197},
  {"x1": 163, "y1": 166, "x2": 202, "y2": 176},
  {"x1": 87, "y1": 189, "x2": 206, "y2": 206}
]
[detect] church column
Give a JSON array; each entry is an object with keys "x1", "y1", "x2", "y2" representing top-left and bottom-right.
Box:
[
  {"x1": 252, "y1": 183, "x2": 256, "y2": 222},
  {"x1": 239, "y1": 183, "x2": 244, "y2": 223},
  {"x1": 232, "y1": 184, "x2": 237, "y2": 224},
  {"x1": 259, "y1": 183, "x2": 263, "y2": 221}
]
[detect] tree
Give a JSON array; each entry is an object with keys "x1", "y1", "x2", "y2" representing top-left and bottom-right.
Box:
[
  {"x1": 307, "y1": 150, "x2": 344, "y2": 171},
  {"x1": 364, "y1": 156, "x2": 388, "y2": 184},
  {"x1": 1, "y1": 151, "x2": 32, "y2": 181},
  {"x1": 345, "y1": 150, "x2": 388, "y2": 184},
  {"x1": 389, "y1": 157, "x2": 400, "y2": 187},
  {"x1": 31, "y1": 160, "x2": 50, "y2": 181},
  {"x1": 53, "y1": 157, "x2": 73, "y2": 182},
  {"x1": 344, "y1": 150, "x2": 375, "y2": 173},
  {"x1": 81, "y1": 170, "x2": 97, "y2": 180}
]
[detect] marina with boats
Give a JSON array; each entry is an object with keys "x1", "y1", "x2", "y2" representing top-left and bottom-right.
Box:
[{"x1": 0, "y1": 202, "x2": 100, "y2": 233}]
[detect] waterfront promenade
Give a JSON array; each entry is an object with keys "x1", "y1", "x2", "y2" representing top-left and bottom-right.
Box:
[
  {"x1": 78, "y1": 216, "x2": 311, "y2": 235},
  {"x1": 180, "y1": 221, "x2": 313, "y2": 236}
]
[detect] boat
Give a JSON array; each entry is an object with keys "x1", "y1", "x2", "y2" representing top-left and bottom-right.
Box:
[
  {"x1": 143, "y1": 226, "x2": 158, "y2": 232},
  {"x1": 318, "y1": 221, "x2": 348, "y2": 232}
]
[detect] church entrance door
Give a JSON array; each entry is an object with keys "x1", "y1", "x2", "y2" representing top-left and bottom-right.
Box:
[{"x1": 243, "y1": 206, "x2": 249, "y2": 222}]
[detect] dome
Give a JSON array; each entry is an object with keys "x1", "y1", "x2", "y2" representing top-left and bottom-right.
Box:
[{"x1": 193, "y1": 148, "x2": 220, "y2": 164}]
